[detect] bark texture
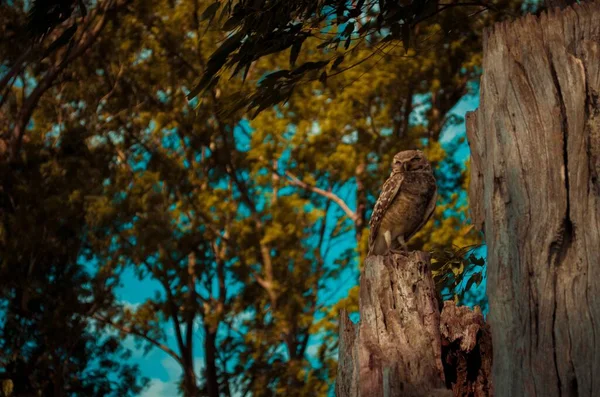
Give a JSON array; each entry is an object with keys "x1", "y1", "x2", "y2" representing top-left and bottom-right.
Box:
[
  {"x1": 336, "y1": 252, "x2": 451, "y2": 397},
  {"x1": 440, "y1": 301, "x2": 493, "y2": 397},
  {"x1": 467, "y1": 2, "x2": 600, "y2": 396}
]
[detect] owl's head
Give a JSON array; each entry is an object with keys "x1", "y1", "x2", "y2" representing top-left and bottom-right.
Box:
[{"x1": 391, "y1": 150, "x2": 431, "y2": 173}]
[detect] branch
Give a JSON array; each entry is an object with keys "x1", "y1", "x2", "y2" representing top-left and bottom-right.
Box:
[
  {"x1": 7, "y1": 0, "x2": 124, "y2": 161},
  {"x1": 283, "y1": 170, "x2": 358, "y2": 222},
  {"x1": 92, "y1": 313, "x2": 183, "y2": 365}
]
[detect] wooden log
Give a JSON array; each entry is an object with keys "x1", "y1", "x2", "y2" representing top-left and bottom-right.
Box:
[
  {"x1": 440, "y1": 301, "x2": 493, "y2": 397},
  {"x1": 336, "y1": 251, "x2": 452, "y2": 397},
  {"x1": 466, "y1": 2, "x2": 600, "y2": 396}
]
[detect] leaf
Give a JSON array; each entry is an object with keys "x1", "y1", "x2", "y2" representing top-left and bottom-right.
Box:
[
  {"x1": 291, "y1": 61, "x2": 329, "y2": 76},
  {"x1": 331, "y1": 55, "x2": 344, "y2": 70},
  {"x1": 344, "y1": 35, "x2": 352, "y2": 50},
  {"x1": 200, "y1": 1, "x2": 221, "y2": 22},
  {"x1": 187, "y1": 75, "x2": 219, "y2": 100},
  {"x1": 342, "y1": 22, "x2": 355, "y2": 37},
  {"x1": 402, "y1": 23, "x2": 411, "y2": 53},
  {"x1": 319, "y1": 71, "x2": 327, "y2": 85},
  {"x1": 188, "y1": 31, "x2": 244, "y2": 99},
  {"x1": 289, "y1": 40, "x2": 303, "y2": 68},
  {"x1": 223, "y1": 14, "x2": 242, "y2": 31},
  {"x1": 464, "y1": 272, "x2": 483, "y2": 293},
  {"x1": 242, "y1": 63, "x2": 252, "y2": 82},
  {"x1": 468, "y1": 253, "x2": 485, "y2": 267}
]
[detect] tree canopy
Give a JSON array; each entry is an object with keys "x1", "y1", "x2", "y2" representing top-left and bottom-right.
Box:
[{"x1": 187, "y1": 0, "x2": 535, "y2": 115}]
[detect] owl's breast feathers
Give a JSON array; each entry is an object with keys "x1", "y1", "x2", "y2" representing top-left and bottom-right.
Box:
[
  {"x1": 368, "y1": 172, "x2": 404, "y2": 250},
  {"x1": 396, "y1": 172, "x2": 437, "y2": 240},
  {"x1": 368, "y1": 171, "x2": 437, "y2": 253}
]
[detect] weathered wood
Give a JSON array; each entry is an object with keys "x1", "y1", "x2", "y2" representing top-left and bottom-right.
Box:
[
  {"x1": 467, "y1": 2, "x2": 600, "y2": 396},
  {"x1": 440, "y1": 301, "x2": 493, "y2": 397},
  {"x1": 336, "y1": 310, "x2": 358, "y2": 397},
  {"x1": 336, "y1": 252, "x2": 451, "y2": 397}
]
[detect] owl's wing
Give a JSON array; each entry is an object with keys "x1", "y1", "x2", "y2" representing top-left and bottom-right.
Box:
[
  {"x1": 406, "y1": 180, "x2": 437, "y2": 242},
  {"x1": 368, "y1": 173, "x2": 405, "y2": 250}
]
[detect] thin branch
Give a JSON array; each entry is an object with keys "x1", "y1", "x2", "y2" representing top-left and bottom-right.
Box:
[
  {"x1": 283, "y1": 169, "x2": 358, "y2": 222},
  {"x1": 92, "y1": 314, "x2": 183, "y2": 365}
]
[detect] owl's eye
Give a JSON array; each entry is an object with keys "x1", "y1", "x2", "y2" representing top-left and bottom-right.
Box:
[{"x1": 407, "y1": 160, "x2": 423, "y2": 171}]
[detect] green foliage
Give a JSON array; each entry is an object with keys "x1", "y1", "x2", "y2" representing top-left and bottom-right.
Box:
[
  {"x1": 0, "y1": 379, "x2": 13, "y2": 397},
  {"x1": 1, "y1": 0, "x2": 535, "y2": 395},
  {"x1": 0, "y1": 134, "x2": 147, "y2": 395},
  {"x1": 430, "y1": 244, "x2": 485, "y2": 305},
  {"x1": 190, "y1": 0, "x2": 529, "y2": 115}
]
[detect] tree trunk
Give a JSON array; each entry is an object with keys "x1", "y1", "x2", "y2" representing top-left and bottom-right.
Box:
[
  {"x1": 182, "y1": 361, "x2": 198, "y2": 397},
  {"x1": 336, "y1": 252, "x2": 452, "y2": 397},
  {"x1": 466, "y1": 2, "x2": 600, "y2": 396},
  {"x1": 355, "y1": 161, "x2": 367, "y2": 243},
  {"x1": 204, "y1": 326, "x2": 220, "y2": 397}
]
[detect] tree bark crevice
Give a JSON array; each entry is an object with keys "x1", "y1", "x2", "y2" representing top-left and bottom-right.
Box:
[{"x1": 467, "y1": 2, "x2": 600, "y2": 395}]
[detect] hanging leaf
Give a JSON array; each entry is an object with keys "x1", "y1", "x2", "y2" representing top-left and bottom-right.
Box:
[
  {"x1": 189, "y1": 31, "x2": 244, "y2": 99},
  {"x1": 200, "y1": 1, "x2": 221, "y2": 22},
  {"x1": 289, "y1": 40, "x2": 303, "y2": 68},
  {"x1": 331, "y1": 55, "x2": 344, "y2": 71},
  {"x1": 187, "y1": 75, "x2": 218, "y2": 100},
  {"x1": 464, "y1": 272, "x2": 483, "y2": 293},
  {"x1": 222, "y1": 14, "x2": 242, "y2": 31},
  {"x1": 291, "y1": 61, "x2": 329, "y2": 76},
  {"x1": 402, "y1": 23, "x2": 411, "y2": 53},
  {"x1": 242, "y1": 63, "x2": 252, "y2": 82},
  {"x1": 319, "y1": 71, "x2": 327, "y2": 85},
  {"x1": 468, "y1": 253, "x2": 485, "y2": 267},
  {"x1": 344, "y1": 35, "x2": 352, "y2": 50},
  {"x1": 342, "y1": 22, "x2": 355, "y2": 37}
]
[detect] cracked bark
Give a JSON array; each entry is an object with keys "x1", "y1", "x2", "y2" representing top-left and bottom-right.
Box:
[
  {"x1": 336, "y1": 252, "x2": 452, "y2": 397},
  {"x1": 440, "y1": 301, "x2": 494, "y2": 397},
  {"x1": 466, "y1": 2, "x2": 600, "y2": 396}
]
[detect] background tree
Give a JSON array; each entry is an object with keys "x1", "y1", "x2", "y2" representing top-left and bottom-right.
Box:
[
  {"x1": 0, "y1": 128, "x2": 147, "y2": 395},
  {"x1": 0, "y1": 2, "x2": 147, "y2": 395},
  {"x1": 0, "y1": 0, "x2": 132, "y2": 162},
  {"x1": 15, "y1": 0, "x2": 345, "y2": 394},
  {"x1": 1, "y1": 0, "x2": 539, "y2": 395}
]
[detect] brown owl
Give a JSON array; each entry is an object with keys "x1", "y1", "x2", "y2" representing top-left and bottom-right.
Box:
[{"x1": 368, "y1": 150, "x2": 437, "y2": 256}]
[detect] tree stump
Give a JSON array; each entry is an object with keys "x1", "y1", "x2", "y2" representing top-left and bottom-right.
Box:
[
  {"x1": 336, "y1": 252, "x2": 451, "y2": 397},
  {"x1": 440, "y1": 301, "x2": 493, "y2": 397},
  {"x1": 467, "y1": 2, "x2": 600, "y2": 396}
]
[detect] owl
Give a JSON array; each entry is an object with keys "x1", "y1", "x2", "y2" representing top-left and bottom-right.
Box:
[{"x1": 368, "y1": 150, "x2": 437, "y2": 256}]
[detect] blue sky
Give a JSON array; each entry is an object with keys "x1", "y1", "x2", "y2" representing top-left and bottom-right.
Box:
[{"x1": 114, "y1": 90, "x2": 484, "y2": 396}]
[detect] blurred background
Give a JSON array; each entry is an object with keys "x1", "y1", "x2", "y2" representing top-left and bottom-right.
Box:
[{"x1": 0, "y1": 0, "x2": 539, "y2": 396}]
